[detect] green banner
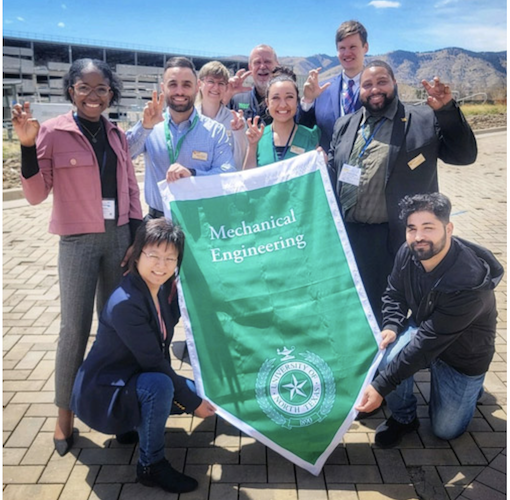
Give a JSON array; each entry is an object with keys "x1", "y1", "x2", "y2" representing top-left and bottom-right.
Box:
[{"x1": 159, "y1": 151, "x2": 381, "y2": 474}]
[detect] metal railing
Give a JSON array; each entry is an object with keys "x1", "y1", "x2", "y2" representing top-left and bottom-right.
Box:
[{"x1": 4, "y1": 30, "x2": 239, "y2": 60}]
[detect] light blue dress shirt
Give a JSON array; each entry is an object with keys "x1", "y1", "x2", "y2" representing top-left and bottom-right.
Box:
[{"x1": 127, "y1": 108, "x2": 235, "y2": 212}]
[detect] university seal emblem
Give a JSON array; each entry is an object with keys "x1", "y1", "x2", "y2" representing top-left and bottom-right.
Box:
[{"x1": 255, "y1": 347, "x2": 336, "y2": 429}]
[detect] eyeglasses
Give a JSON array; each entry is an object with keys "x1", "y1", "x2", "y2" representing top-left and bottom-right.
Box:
[
  {"x1": 141, "y1": 250, "x2": 178, "y2": 265},
  {"x1": 72, "y1": 84, "x2": 111, "y2": 97},
  {"x1": 203, "y1": 79, "x2": 227, "y2": 88}
]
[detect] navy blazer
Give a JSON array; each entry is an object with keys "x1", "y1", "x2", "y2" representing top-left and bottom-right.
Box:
[
  {"x1": 71, "y1": 273, "x2": 202, "y2": 434},
  {"x1": 299, "y1": 73, "x2": 362, "y2": 151},
  {"x1": 328, "y1": 100, "x2": 477, "y2": 254}
]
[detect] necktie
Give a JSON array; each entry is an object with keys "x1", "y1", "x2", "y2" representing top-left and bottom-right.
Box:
[
  {"x1": 340, "y1": 115, "x2": 378, "y2": 215},
  {"x1": 343, "y1": 79, "x2": 355, "y2": 115}
]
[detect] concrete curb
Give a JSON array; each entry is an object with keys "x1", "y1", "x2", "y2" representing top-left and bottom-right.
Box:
[{"x1": 3, "y1": 128, "x2": 506, "y2": 202}]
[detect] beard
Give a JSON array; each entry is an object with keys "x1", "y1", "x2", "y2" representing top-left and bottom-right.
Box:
[
  {"x1": 409, "y1": 232, "x2": 447, "y2": 261},
  {"x1": 168, "y1": 96, "x2": 194, "y2": 113},
  {"x1": 361, "y1": 91, "x2": 396, "y2": 114}
]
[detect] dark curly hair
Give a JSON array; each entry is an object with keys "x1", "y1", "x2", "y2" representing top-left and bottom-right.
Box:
[
  {"x1": 63, "y1": 58, "x2": 122, "y2": 105},
  {"x1": 399, "y1": 193, "x2": 452, "y2": 225},
  {"x1": 266, "y1": 66, "x2": 299, "y2": 100}
]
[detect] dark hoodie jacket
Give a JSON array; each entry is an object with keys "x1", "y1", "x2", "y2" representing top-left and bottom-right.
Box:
[{"x1": 372, "y1": 236, "x2": 504, "y2": 398}]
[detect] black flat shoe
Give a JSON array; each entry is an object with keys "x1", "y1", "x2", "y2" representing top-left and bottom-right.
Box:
[{"x1": 53, "y1": 434, "x2": 74, "y2": 456}]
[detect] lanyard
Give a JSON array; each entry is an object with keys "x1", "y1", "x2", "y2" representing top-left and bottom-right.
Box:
[
  {"x1": 272, "y1": 123, "x2": 296, "y2": 162},
  {"x1": 73, "y1": 113, "x2": 108, "y2": 179},
  {"x1": 359, "y1": 117, "x2": 387, "y2": 158},
  {"x1": 163, "y1": 112, "x2": 199, "y2": 164}
]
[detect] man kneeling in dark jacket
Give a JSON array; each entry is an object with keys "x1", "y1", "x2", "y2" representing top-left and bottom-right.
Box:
[{"x1": 356, "y1": 192, "x2": 503, "y2": 448}]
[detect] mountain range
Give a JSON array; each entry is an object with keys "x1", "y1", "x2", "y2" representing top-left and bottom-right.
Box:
[{"x1": 273, "y1": 48, "x2": 507, "y2": 99}]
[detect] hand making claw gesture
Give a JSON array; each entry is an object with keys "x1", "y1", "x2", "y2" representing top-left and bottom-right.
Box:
[
  {"x1": 230, "y1": 109, "x2": 245, "y2": 132},
  {"x1": 142, "y1": 90, "x2": 165, "y2": 129},
  {"x1": 422, "y1": 76, "x2": 453, "y2": 110},
  {"x1": 11, "y1": 102, "x2": 40, "y2": 147},
  {"x1": 245, "y1": 116, "x2": 265, "y2": 145},
  {"x1": 242, "y1": 116, "x2": 265, "y2": 170},
  {"x1": 223, "y1": 68, "x2": 253, "y2": 103},
  {"x1": 303, "y1": 68, "x2": 331, "y2": 104}
]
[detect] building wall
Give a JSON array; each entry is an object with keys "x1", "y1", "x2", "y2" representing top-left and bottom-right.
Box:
[{"x1": 3, "y1": 36, "x2": 248, "y2": 122}]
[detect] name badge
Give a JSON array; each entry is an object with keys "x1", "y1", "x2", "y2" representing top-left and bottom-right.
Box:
[
  {"x1": 290, "y1": 145, "x2": 305, "y2": 155},
  {"x1": 102, "y1": 199, "x2": 115, "y2": 220},
  {"x1": 339, "y1": 163, "x2": 362, "y2": 187},
  {"x1": 408, "y1": 153, "x2": 426, "y2": 170},
  {"x1": 192, "y1": 150, "x2": 208, "y2": 161}
]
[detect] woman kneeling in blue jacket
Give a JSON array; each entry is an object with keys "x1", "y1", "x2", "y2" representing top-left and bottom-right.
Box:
[{"x1": 71, "y1": 218, "x2": 215, "y2": 494}]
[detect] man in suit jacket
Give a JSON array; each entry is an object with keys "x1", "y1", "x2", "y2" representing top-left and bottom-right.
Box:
[
  {"x1": 328, "y1": 60, "x2": 477, "y2": 325},
  {"x1": 299, "y1": 20, "x2": 369, "y2": 150}
]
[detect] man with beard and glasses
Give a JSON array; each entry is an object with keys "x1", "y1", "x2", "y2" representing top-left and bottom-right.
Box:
[
  {"x1": 328, "y1": 60, "x2": 477, "y2": 325},
  {"x1": 355, "y1": 193, "x2": 503, "y2": 448},
  {"x1": 127, "y1": 57, "x2": 235, "y2": 219}
]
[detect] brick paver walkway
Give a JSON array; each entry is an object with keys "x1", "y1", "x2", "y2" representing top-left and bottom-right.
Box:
[{"x1": 3, "y1": 131, "x2": 506, "y2": 500}]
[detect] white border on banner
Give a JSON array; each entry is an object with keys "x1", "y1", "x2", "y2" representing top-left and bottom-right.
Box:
[{"x1": 159, "y1": 151, "x2": 383, "y2": 475}]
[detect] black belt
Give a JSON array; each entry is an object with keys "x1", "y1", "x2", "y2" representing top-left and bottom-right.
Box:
[{"x1": 148, "y1": 207, "x2": 164, "y2": 219}]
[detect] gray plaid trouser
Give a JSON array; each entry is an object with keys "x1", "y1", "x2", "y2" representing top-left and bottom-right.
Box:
[{"x1": 55, "y1": 220, "x2": 130, "y2": 409}]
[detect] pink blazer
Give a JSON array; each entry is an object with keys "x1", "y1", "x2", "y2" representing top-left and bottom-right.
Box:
[{"x1": 21, "y1": 111, "x2": 143, "y2": 235}]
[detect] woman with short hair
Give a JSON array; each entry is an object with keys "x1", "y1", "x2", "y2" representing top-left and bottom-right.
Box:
[
  {"x1": 196, "y1": 60, "x2": 248, "y2": 169},
  {"x1": 71, "y1": 218, "x2": 215, "y2": 494}
]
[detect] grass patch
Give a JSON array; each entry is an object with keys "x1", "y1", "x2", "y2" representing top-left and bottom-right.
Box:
[{"x1": 460, "y1": 103, "x2": 507, "y2": 116}]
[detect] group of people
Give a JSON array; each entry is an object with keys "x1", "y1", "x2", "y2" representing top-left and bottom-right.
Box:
[{"x1": 10, "y1": 18, "x2": 502, "y2": 495}]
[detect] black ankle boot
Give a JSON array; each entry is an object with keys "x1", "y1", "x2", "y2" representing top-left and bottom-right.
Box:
[
  {"x1": 375, "y1": 416, "x2": 420, "y2": 448},
  {"x1": 136, "y1": 458, "x2": 198, "y2": 493},
  {"x1": 116, "y1": 430, "x2": 139, "y2": 444}
]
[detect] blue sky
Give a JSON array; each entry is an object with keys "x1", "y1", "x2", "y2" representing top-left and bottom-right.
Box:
[{"x1": 3, "y1": 0, "x2": 507, "y2": 58}]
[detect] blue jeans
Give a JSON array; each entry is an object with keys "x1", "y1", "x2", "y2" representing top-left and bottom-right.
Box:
[
  {"x1": 136, "y1": 373, "x2": 196, "y2": 465},
  {"x1": 379, "y1": 327, "x2": 485, "y2": 440}
]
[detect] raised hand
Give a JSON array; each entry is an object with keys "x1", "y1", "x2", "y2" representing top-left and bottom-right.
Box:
[
  {"x1": 11, "y1": 102, "x2": 40, "y2": 147},
  {"x1": 421, "y1": 76, "x2": 453, "y2": 110},
  {"x1": 303, "y1": 68, "x2": 331, "y2": 103},
  {"x1": 223, "y1": 69, "x2": 253, "y2": 103},
  {"x1": 142, "y1": 90, "x2": 165, "y2": 129},
  {"x1": 245, "y1": 116, "x2": 265, "y2": 145},
  {"x1": 230, "y1": 109, "x2": 245, "y2": 132}
]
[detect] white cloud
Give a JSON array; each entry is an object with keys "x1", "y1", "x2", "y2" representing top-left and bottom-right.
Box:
[
  {"x1": 415, "y1": 20, "x2": 507, "y2": 52},
  {"x1": 58, "y1": 22, "x2": 65, "y2": 28},
  {"x1": 62, "y1": 3, "x2": 67, "y2": 9},
  {"x1": 5, "y1": 19, "x2": 13, "y2": 24},
  {"x1": 368, "y1": 1, "x2": 401, "y2": 8},
  {"x1": 16, "y1": 16, "x2": 25, "y2": 21}
]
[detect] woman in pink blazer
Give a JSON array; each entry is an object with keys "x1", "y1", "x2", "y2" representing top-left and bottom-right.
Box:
[{"x1": 11, "y1": 58, "x2": 143, "y2": 456}]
